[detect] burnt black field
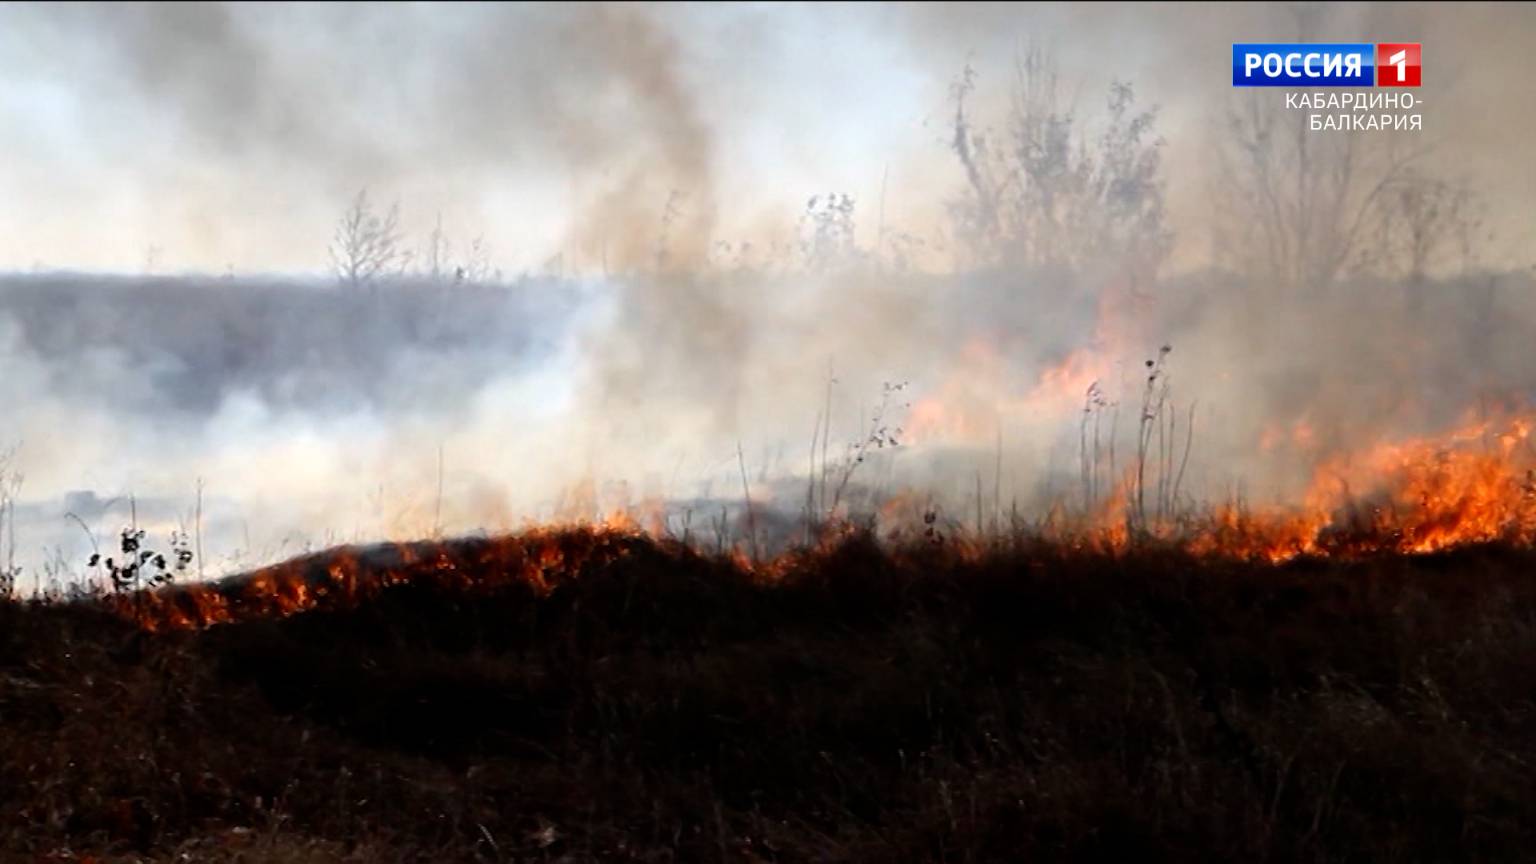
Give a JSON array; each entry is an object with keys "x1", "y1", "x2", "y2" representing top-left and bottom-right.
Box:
[{"x1": 3, "y1": 530, "x2": 1535, "y2": 862}]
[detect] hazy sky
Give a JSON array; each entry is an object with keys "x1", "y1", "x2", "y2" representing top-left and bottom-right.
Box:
[
  {"x1": 3, "y1": 2, "x2": 1536, "y2": 580},
  {"x1": 1, "y1": 2, "x2": 1532, "y2": 274}
]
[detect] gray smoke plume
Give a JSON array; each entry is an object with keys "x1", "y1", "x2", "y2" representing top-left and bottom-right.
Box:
[{"x1": 1, "y1": 2, "x2": 1534, "y2": 582}]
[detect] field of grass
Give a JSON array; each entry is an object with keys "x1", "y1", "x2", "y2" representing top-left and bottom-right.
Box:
[{"x1": 3, "y1": 528, "x2": 1535, "y2": 862}]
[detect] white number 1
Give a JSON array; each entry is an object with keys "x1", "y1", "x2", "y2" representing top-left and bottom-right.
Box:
[{"x1": 1389, "y1": 49, "x2": 1408, "y2": 82}]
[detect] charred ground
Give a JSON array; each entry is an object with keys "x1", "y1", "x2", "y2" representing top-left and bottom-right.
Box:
[{"x1": 3, "y1": 530, "x2": 1535, "y2": 862}]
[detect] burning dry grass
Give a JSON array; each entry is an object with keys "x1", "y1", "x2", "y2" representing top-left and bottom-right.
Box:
[
  {"x1": 106, "y1": 525, "x2": 653, "y2": 632},
  {"x1": 75, "y1": 406, "x2": 1536, "y2": 636},
  {"x1": 5, "y1": 521, "x2": 1536, "y2": 861},
  {"x1": 1186, "y1": 413, "x2": 1536, "y2": 560},
  {"x1": 14, "y1": 411, "x2": 1536, "y2": 860}
]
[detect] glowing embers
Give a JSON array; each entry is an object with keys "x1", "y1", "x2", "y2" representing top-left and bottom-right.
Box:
[{"x1": 113, "y1": 526, "x2": 645, "y2": 632}]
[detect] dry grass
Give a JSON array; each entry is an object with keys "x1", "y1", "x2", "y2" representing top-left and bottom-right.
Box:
[{"x1": 3, "y1": 528, "x2": 1535, "y2": 861}]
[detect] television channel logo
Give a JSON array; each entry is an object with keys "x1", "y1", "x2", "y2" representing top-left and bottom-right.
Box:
[{"x1": 1232, "y1": 43, "x2": 1420, "y2": 87}]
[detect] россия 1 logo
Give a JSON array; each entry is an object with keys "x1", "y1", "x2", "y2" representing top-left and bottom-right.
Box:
[
  {"x1": 1374, "y1": 43, "x2": 1421, "y2": 87},
  {"x1": 1232, "y1": 43, "x2": 1421, "y2": 87}
]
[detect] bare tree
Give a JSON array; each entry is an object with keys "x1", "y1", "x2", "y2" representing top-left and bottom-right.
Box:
[
  {"x1": 1376, "y1": 171, "x2": 1481, "y2": 318},
  {"x1": 417, "y1": 213, "x2": 497, "y2": 286},
  {"x1": 948, "y1": 48, "x2": 1171, "y2": 285},
  {"x1": 0, "y1": 446, "x2": 22, "y2": 597},
  {"x1": 421, "y1": 211, "x2": 451, "y2": 283},
  {"x1": 1211, "y1": 89, "x2": 1425, "y2": 292},
  {"x1": 798, "y1": 193, "x2": 860, "y2": 271},
  {"x1": 1382, "y1": 171, "x2": 1479, "y2": 280},
  {"x1": 947, "y1": 63, "x2": 1001, "y2": 261},
  {"x1": 1206, "y1": 5, "x2": 1444, "y2": 292},
  {"x1": 456, "y1": 234, "x2": 493, "y2": 284},
  {"x1": 1090, "y1": 84, "x2": 1172, "y2": 280},
  {"x1": 330, "y1": 188, "x2": 407, "y2": 290}
]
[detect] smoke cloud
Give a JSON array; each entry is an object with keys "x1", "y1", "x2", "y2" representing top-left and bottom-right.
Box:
[{"x1": 1, "y1": 3, "x2": 1534, "y2": 580}]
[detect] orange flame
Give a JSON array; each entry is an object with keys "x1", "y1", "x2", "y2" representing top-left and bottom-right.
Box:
[
  {"x1": 907, "y1": 346, "x2": 1107, "y2": 447},
  {"x1": 1184, "y1": 413, "x2": 1536, "y2": 561},
  {"x1": 98, "y1": 408, "x2": 1536, "y2": 634},
  {"x1": 110, "y1": 526, "x2": 648, "y2": 632}
]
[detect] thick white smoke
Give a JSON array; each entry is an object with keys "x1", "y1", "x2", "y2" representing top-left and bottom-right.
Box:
[{"x1": 0, "y1": 3, "x2": 1533, "y2": 583}]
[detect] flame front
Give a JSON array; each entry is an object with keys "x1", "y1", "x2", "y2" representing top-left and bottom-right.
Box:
[
  {"x1": 112, "y1": 526, "x2": 649, "y2": 632},
  {"x1": 1182, "y1": 413, "x2": 1536, "y2": 561},
  {"x1": 102, "y1": 406, "x2": 1536, "y2": 634}
]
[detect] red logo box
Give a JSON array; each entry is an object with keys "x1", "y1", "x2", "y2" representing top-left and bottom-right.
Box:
[{"x1": 1376, "y1": 43, "x2": 1421, "y2": 86}]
